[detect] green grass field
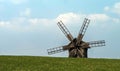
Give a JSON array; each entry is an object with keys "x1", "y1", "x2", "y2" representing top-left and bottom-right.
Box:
[{"x1": 0, "y1": 56, "x2": 120, "y2": 71}]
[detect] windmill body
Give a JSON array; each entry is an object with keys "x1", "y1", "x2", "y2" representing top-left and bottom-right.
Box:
[{"x1": 47, "y1": 18, "x2": 105, "y2": 58}]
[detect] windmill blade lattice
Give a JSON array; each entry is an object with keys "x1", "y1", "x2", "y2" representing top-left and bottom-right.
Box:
[
  {"x1": 88, "y1": 40, "x2": 105, "y2": 47},
  {"x1": 47, "y1": 45, "x2": 68, "y2": 55},
  {"x1": 57, "y1": 21, "x2": 74, "y2": 41},
  {"x1": 77, "y1": 18, "x2": 90, "y2": 43}
]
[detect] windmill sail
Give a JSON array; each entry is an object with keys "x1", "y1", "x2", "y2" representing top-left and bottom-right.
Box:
[
  {"x1": 47, "y1": 45, "x2": 68, "y2": 55},
  {"x1": 57, "y1": 21, "x2": 74, "y2": 41},
  {"x1": 88, "y1": 40, "x2": 105, "y2": 47},
  {"x1": 77, "y1": 18, "x2": 90, "y2": 43}
]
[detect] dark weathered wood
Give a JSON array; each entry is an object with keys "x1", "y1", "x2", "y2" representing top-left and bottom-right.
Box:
[{"x1": 69, "y1": 47, "x2": 88, "y2": 58}]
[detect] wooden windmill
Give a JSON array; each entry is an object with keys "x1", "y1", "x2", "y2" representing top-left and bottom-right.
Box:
[{"x1": 47, "y1": 18, "x2": 105, "y2": 58}]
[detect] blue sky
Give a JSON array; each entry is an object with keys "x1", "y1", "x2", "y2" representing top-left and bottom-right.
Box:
[{"x1": 0, "y1": 0, "x2": 120, "y2": 59}]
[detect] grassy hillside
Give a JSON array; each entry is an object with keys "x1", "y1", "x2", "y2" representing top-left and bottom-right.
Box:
[{"x1": 0, "y1": 56, "x2": 120, "y2": 71}]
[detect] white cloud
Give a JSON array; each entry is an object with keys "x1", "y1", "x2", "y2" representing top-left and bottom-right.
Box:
[
  {"x1": 0, "y1": 17, "x2": 28, "y2": 31},
  {"x1": 0, "y1": 12, "x2": 119, "y2": 32},
  {"x1": 112, "y1": 2, "x2": 120, "y2": 15},
  {"x1": 112, "y1": 18, "x2": 120, "y2": 23},
  {"x1": 88, "y1": 14, "x2": 110, "y2": 22},
  {"x1": 20, "y1": 8, "x2": 31, "y2": 17},
  {"x1": 29, "y1": 18, "x2": 55, "y2": 25},
  {"x1": 56, "y1": 13, "x2": 114, "y2": 25},
  {"x1": 56, "y1": 13, "x2": 85, "y2": 24},
  {"x1": 0, "y1": 21, "x2": 10, "y2": 27},
  {"x1": 104, "y1": 6, "x2": 110, "y2": 11},
  {"x1": 104, "y1": 2, "x2": 120, "y2": 15}
]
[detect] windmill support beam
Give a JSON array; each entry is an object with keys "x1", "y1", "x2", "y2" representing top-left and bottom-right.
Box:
[{"x1": 69, "y1": 48, "x2": 88, "y2": 58}]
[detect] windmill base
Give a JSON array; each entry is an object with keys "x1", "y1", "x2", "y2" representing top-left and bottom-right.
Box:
[{"x1": 69, "y1": 48, "x2": 88, "y2": 58}]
